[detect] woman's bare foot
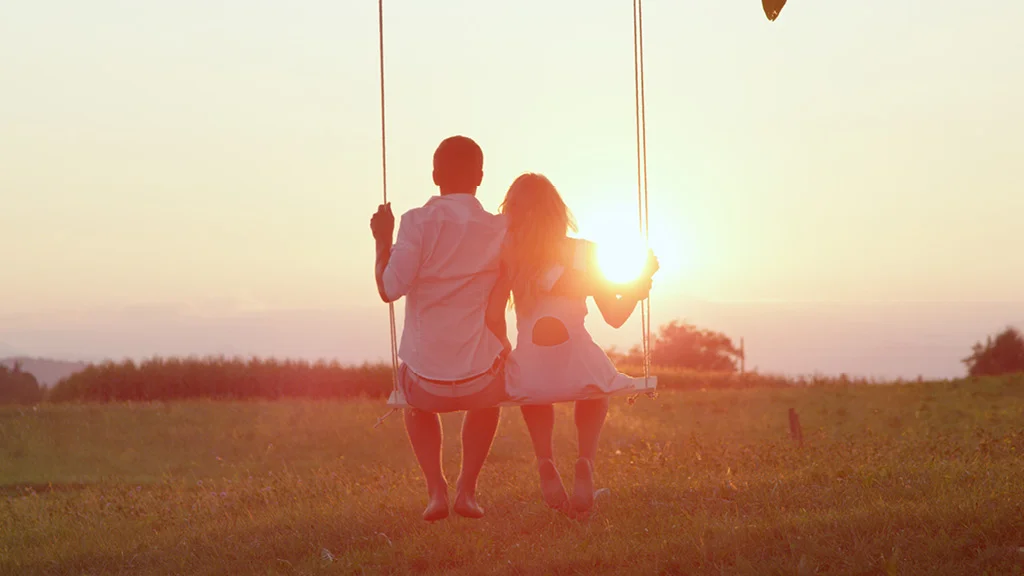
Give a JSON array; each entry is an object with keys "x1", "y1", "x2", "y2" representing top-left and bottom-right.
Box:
[
  {"x1": 453, "y1": 490, "x2": 485, "y2": 519},
  {"x1": 422, "y1": 489, "x2": 450, "y2": 522},
  {"x1": 570, "y1": 458, "x2": 595, "y2": 518},
  {"x1": 537, "y1": 459, "x2": 569, "y2": 512}
]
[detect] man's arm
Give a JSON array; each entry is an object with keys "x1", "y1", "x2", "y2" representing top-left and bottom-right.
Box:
[
  {"x1": 485, "y1": 266, "x2": 513, "y2": 357},
  {"x1": 371, "y1": 203, "x2": 396, "y2": 303},
  {"x1": 371, "y1": 203, "x2": 420, "y2": 303},
  {"x1": 374, "y1": 234, "x2": 393, "y2": 303}
]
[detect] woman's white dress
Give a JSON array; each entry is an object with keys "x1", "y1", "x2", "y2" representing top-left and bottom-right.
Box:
[{"x1": 504, "y1": 239, "x2": 643, "y2": 404}]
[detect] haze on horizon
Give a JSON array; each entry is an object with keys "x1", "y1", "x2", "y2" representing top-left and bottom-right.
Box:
[{"x1": 2, "y1": 1, "x2": 1022, "y2": 378}]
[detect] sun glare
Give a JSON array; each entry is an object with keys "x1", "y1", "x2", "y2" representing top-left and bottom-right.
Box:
[
  {"x1": 574, "y1": 202, "x2": 684, "y2": 288},
  {"x1": 596, "y1": 237, "x2": 650, "y2": 285}
]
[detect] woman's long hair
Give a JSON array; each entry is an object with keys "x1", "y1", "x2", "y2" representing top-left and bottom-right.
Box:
[{"x1": 499, "y1": 173, "x2": 577, "y2": 313}]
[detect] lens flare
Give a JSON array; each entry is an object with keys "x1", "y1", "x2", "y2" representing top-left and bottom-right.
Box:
[{"x1": 596, "y1": 237, "x2": 649, "y2": 285}]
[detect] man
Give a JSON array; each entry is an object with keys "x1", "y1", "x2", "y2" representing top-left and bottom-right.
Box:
[{"x1": 370, "y1": 135, "x2": 508, "y2": 522}]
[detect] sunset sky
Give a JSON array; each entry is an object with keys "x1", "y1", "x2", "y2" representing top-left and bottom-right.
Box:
[{"x1": 2, "y1": 1, "x2": 1022, "y2": 376}]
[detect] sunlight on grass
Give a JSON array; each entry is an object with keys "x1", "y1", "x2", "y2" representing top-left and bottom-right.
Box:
[{"x1": 2, "y1": 378, "x2": 1023, "y2": 575}]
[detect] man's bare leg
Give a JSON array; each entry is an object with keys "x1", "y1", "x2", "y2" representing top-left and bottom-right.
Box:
[
  {"x1": 404, "y1": 408, "x2": 449, "y2": 521},
  {"x1": 453, "y1": 406, "x2": 500, "y2": 518},
  {"x1": 520, "y1": 404, "x2": 570, "y2": 511}
]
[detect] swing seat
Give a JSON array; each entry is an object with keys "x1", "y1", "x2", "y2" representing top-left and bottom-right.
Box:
[{"x1": 385, "y1": 376, "x2": 657, "y2": 408}]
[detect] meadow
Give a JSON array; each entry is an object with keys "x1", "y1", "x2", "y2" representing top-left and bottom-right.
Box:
[{"x1": 2, "y1": 376, "x2": 1023, "y2": 575}]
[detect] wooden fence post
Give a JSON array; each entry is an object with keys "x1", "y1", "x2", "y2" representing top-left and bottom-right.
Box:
[
  {"x1": 788, "y1": 407, "x2": 803, "y2": 447},
  {"x1": 740, "y1": 337, "x2": 745, "y2": 374}
]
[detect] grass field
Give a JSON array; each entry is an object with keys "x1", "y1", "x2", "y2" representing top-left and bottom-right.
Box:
[{"x1": 2, "y1": 377, "x2": 1023, "y2": 575}]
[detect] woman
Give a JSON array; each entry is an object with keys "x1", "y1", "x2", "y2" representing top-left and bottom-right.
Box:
[{"x1": 486, "y1": 173, "x2": 658, "y2": 517}]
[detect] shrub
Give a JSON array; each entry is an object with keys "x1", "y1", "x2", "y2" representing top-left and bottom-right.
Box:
[
  {"x1": 47, "y1": 357, "x2": 393, "y2": 403},
  {"x1": 963, "y1": 327, "x2": 1024, "y2": 377},
  {"x1": 44, "y1": 356, "x2": 879, "y2": 403},
  {"x1": 0, "y1": 362, "x2": 44, "y2": 404}
]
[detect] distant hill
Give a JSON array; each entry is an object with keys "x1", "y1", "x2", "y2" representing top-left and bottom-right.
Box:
[
  {"x1": 0, "y1": 357, "x2": 89, "y2": 387},
  {"x1": 2, "y1": 303, "x2": 1023, "y2": 379}
]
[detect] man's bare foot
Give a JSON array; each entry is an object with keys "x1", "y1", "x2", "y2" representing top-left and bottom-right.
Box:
[
  {"x1": 453, "y1": 486, "x2": 485, "y2": 519},
  {"x1": 570, "y1": 458, "x2": 595, "y2": 518},
  {"x1": 537, "y1": 459, "x2": 569, "y2": 512},
  {"x1": 422, "y1": 489, "x2": 450, "y2": 522}
]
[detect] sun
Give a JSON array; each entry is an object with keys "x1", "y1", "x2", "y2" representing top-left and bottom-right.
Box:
[
  {"x1": 574, "y1": 202, "x2": 682, "y2": 287},
  {"x1": 595, "y1": 236, "x2": 650, "y2": 285}
]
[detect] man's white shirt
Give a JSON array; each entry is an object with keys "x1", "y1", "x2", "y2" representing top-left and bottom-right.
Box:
[{"x1": 382, "y1": 194, "x2": 507, "y2": 381}]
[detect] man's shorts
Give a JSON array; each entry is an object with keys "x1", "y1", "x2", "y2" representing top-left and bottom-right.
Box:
[{"x1": 398, "y1": 357, "x2": 507, "y2": 413}]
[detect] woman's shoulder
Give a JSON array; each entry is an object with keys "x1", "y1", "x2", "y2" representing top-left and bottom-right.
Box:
[
  {"x1": 563, "y1": 237, "x2": 597, "y2": 271},
  {"x1": 540, "y1": 238, "x2": 600, "y2": 299},
  {"x1": 567, "y1": 237, "x2": 596, "y2": 251}
]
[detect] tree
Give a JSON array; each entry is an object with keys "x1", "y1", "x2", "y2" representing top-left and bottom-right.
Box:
[
  {"x1": 0, "y1": 361, "x2": 44, "y2": 404},
  {"x1": 613, "y1": 320, "x2": 743, "y2": 372},
  {"x1": 963, "y1": 327, "x2": 1024, "y2": 377}
]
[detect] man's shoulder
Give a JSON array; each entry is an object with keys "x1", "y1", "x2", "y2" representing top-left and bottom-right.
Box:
[
  {"x1": 399, "y1": 196, "x2": 456, "y2": 222},
  {"x1": 396, "y1": 201, "x2": 440, "y2": 232},
  {"x1": 399, "y1": 202, "x2": 432, "y2": 221},
  {"x1": 408, "y1": 196, "x2": 505, "y2": 227},
  {"x1": 477, "y1": 210, "x2": 507, "y2": 230}
]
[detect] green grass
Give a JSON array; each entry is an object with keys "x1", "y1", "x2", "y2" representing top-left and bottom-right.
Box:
[{"x1": 2, "y1": 377, "x2": 1024, "y2": 575}]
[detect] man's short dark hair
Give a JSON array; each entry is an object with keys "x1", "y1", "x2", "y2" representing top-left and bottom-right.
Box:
[{"x1": 433, "y1": 136, "x2": 483, "y2": 192}]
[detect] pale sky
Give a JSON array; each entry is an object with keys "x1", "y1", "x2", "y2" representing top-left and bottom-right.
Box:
[{"x1": 1, "y1": 1, "x2": 1022, "y2": 376}]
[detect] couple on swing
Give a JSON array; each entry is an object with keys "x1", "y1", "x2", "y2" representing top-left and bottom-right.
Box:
[{"x1": 371, "y1": 136, "x2": 659, "y2": 521}]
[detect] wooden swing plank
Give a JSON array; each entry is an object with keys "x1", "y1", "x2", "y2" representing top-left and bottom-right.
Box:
[{"x1": 385, "y1": 377, "x2": 657, "y2": 408}]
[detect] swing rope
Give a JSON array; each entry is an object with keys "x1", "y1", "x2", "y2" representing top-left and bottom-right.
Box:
[
  {"x1": 375, "y1": 0, "x2": 400, "y2": 428},
  {"x1": 632, "y1": 0, "x2": 654, "y2": 396},
  {"x1": 375, "y1": 0, "x2": 656, "y2": 419}
]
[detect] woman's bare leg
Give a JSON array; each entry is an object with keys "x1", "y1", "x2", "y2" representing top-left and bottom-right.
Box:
[
  {"x1": 520, "y1": 404, "x2": 569, "y2": 510},
  {"x1": 520, "y1": 404, "x2": 555, "y2": 460},
  {"x1": 571, "y1": 397, "x2": 609, "y2": 515}
]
